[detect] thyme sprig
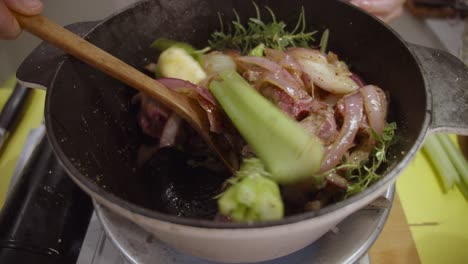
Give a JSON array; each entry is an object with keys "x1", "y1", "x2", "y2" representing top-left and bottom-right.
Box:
[
  {"x1": 208, "y1": 3, "x2": 317, "y2": 53},
  {"x1": 313, "y1": 122, "x2": 397, "y2": 197},
  {"x1": 345, "y1": 122, "x2": 398, "y2": 197}
]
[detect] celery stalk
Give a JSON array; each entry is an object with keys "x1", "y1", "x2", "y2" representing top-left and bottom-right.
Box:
[
  {"x1": 422, "y1": 134, "x2": 459, "y2": 191},
  {"x1": 457, "y1": 180, "x2": 468, "y2": 202},
  {"x1": 209, "y1": 70, "x2": 324, "y2": 184},
  {"x1": 436, "y1": 133, "x2": 468, "y2": 201},
  {"x1": 436, "y1": 134, "x2": 468, "y2": 184}
]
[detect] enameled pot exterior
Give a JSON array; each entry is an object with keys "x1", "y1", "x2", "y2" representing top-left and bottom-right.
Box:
[{"x1": 84, "y1": 173, "x2": 393, "y2": 263}]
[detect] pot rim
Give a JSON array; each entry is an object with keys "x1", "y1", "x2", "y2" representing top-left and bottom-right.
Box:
[{"x1": 45, "y1": 0, "x2": 431, "y2": 229}]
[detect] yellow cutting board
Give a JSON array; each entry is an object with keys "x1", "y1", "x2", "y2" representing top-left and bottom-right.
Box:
[{"x1": 396, "y1": 150, "x2": 468, "y2": 264}]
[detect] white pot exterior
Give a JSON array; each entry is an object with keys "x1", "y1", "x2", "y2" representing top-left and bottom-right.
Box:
[{"x1": 93, "y1": 177, "x2": 394, "y2": 263}]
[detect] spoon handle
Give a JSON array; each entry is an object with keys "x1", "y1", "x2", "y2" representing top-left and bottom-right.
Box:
[{"x1": 14, "y1": 13, "x2": 209, "y2": 132}]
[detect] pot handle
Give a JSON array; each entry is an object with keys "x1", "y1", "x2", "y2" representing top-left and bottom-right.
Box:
[
  {"x1": 408, "y1": 43, "x2": 468, "y2": 135},
  {"x1": 16, "y1": 21, "x2": 99, "y2": 90}
]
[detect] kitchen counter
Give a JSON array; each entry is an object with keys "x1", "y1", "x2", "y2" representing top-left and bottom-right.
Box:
[{"x1": 1, "y1": 5, "x2": 467, "y2": 264}]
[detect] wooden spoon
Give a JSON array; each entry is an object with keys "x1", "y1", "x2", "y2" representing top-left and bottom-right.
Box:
[{"x1": 14, "y1": 13, "x2": 234, "y2": 172}]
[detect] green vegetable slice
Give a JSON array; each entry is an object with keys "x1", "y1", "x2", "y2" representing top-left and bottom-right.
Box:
[
  {"x1": 209, "y1": 70, "x2": 324, "y2": 184},
  {"x1": 436, "y1": 134, "x2": 468, "y2": 184},
  {"x1": 151, "y1": 38, "x2": 210, "y2": 64},
  {"x1": 422, "y1": 134, "x2": 459, "y2": 191},
  {"x1": 217, "y1": 158, "x2": 284, "y2": 222},
  {"x1": 249, "y1": 43, "x2": 265, "y2": 56}
]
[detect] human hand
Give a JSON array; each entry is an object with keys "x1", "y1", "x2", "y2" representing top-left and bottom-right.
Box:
[
  {"x1": 351, "y1": 0, "x2": 405, "y2": 23},
  {"x1": 0, "y1": 0, "x2": 43, "y2": 39}
]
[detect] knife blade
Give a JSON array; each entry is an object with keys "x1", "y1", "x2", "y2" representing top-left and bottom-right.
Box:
[{"x1": 0, "y1": 84, "x2": 31, "y2": 151}]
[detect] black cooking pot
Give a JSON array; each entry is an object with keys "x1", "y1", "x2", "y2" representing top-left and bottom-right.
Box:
[{"x1": 17, "y1": 0, "x2": 468, "y2": 262}]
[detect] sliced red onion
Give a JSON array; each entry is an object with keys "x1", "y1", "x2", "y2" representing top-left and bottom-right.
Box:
[
  {"x1": 350, "y1": 73, "x2": 366, "y2": 87},
  {"x1": 265, "y1": 48, "x2": 301, "y2": 70},
  {"x1": 157, "y1": 78, "x2": 222, "y2": 133},
  {"x1": 319, "y1": 114, "x2": 339, "y2": 144},
  {"x1": 236, "y1": 56, "x2": 310, "y2": 100},
  {"x1": 360, "y1": 85, "x2": 387, "y2": 136},
  {"x1": 197, "y1": 98, "x2": 223, "y2": 133},
  {"x1": 287, "y1": 48, "x2": 359, "y2": 94},
  {"x1": 301, "y1": 72, "x2": 314, "y2": 97},
  {"x1": 260, "y1": 86, "x2": 313, "y2": 119},
  {"x1": 286, "y1": 48, "x2": 326, "y2": 63},
  {"x1": 159, "y1": 112, "x2": 182, "y2": 148},
  {"x1": 264, "y1": 48, "x2": 305, "y2": 87},
  {"x1": 136, "y1": 94, "x2": 171, "y2": 139},
  {"x1": 258, "y1": 72, "x2": 309, "y2": 101},
  {"x1": 321, "y1": 92, "x2": 363, "y2": 172},
  {"x1": 157, "y1": 78, "x2": 217, "y2": 105},
  {"x1": 299, "y1": 103, "x2": 338, "y2": 145}
]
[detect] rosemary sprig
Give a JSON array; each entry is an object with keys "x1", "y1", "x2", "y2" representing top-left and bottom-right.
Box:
[
  {"x1": 208, "y1": 3, "x2": 317, "y2": 53},
  {"x1": 345, "y1": 122, "x2": 398, "y2": 197}
]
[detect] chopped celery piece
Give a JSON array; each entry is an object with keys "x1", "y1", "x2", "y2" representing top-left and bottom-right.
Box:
[
  {"x1": 151, "y1": 38, "x2": 210, "y2": 64},
  {"x1": 209, "y1": 70, "x2": 324, "y2": 184},
  {"x1": 249, "y1": 43, "x2": 265, "y2": 57},
  {"x1": 422, "y1": 134, "x2": 459, "y2": 191},
  {"x1": 151, "y1": 38, "x2": 196, "y2": 54},
  {"x1": 218, "y1": 158, "x2": 284, "y2": 222},
  {"x1": 156, "y1": 47, "x2": 207, "y2": 84}
]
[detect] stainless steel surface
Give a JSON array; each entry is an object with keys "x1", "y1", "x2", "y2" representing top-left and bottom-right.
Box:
[
  {"x1": 90, "y1": 186, "x2": 394, "y2": 264},
  {"x1": 6, "y1": 124, "x2": 46, "y2": 196}
]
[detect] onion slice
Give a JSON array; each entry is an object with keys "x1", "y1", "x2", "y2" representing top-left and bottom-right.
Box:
[
  {"x1": 236, "y1": 56, "x2": 310, "y2": 100},
  {"x1": 264, "y1": 48, "x2": 305, "y2": 88},
  {"x1": 321, "y1": 92, "x2": 363, "y2": 171},
  {"x1": 360, "y1": 85, "x2": 387, "y2": 136},
  {"x1": 157, "y1": 78, "x2": 222, "y2": 133},
  {"x1": 136, "y1": 94, "x2": 171, "y2": 139},
  {"x1": 287, "y1": 48, "x2": 359, "y2": 94},
  {"x1": 159, "y1": 112, "x2": 182, "y2": 148},
  {"x1": 157, "y1": 78, "x2": 217, "y2": 104}
]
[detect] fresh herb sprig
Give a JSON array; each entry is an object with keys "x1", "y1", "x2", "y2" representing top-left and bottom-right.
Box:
[
  {"x1": 304, "y1": 122, "x2": 397, "y2": 197},
  {"x1": 208, "y1": 3, "x2": 317, "y2": 53},
  {"x1": 345, "y1": 122, "x2": 398, "y2": 197}
]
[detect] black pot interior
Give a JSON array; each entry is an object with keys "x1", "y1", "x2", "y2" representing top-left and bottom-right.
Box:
[{"x1": 47, "y1": 0, "x2": 426, "y2": 226}]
